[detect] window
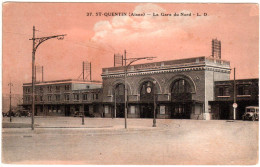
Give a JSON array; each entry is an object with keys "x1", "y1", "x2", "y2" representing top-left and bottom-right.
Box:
[
  {"x1": 218, "y1": 86, "x2": 230, "y2": 96},
  {"x1": 25, "y1": 88, "x2": 30, "y2": 93},
  {"x1": 64, "y1": 94, "x2": 70, "y2": 101},
  {"x1": 237, "y1": 85, "x2": 250, "y2": 95},
  {"x1": 172, "y1": 79, "x2": 191, "y2": 94},
  {"x1": 65, "y1": 85, "x2": 71, "y2": 91},
  {"x1": 74, "y1": 94, "x2": 79, "y2": 101},
  {"x1": 56, "y1": 95, "x2": 60, "y2": 101},
  {"x1": 39, "y1": 87, "x2": 43, "y2": 92},
  {"x1": 218, "y1": 87, "x2": 224, "y2": 96},
  {"x1": 48, "y1": 95, "x2": 52, "y2": 101},
  {"x1": 83, "y1": 94, "x2": 88, "y2": 100},
  {"x1": 92, "y1": 93, "x2": 99, "y2": 100},
  {"x1": 115, "y1": 84, "x2": 125, "y2": 96},
  {"x1": 25, "y1": 96, "x2": 31, "y2": 102},
  {"x1": 40, "y1": 96, "x2": 43, "y2": 102},
  {"x1": 56, "y1": 86, "x2": 60, "y2": 91},
  {"x1": 35, "y1": 96, "x2": 37, "y2": 101},
  {"x1": 224, "y1": 87, "x2": 230, "y2": 96},
  {"x1": 47, "y1": 86, "x2": 52, "y2": 92}
]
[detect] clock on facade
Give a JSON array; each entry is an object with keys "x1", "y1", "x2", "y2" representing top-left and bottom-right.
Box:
[{"x1": 146, "y1": 87, "x2": 152, "y2": 93}]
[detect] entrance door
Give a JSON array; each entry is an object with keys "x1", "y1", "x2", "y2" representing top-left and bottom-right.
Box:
[
  {"x1": 140, "y1": 104, "x2": 153, "y2": 118},
  {"x1": 65, "y1": 105, "x2": 71, "y2": 116},
  {"x1": 84, "y1": 105, "x2": 89, "y2": 116},
  {"x1": 116, "y1": 104, "x2": 124, "y2": 118},
  {"x1": 220, "y1": 103, "x2": 230, "y2": 120},
  {"x1": 171, "y1": 103, "x2": 191, "y2": 119}
]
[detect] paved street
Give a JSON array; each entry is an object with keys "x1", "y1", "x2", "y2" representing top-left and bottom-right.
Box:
[{"x1": 2, "y1": 117, "x2": 259, "y2": 165}]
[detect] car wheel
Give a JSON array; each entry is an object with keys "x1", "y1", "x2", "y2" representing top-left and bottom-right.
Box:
[{"x1": 252, "y1": 116, "x2": 256, "y2": 121}]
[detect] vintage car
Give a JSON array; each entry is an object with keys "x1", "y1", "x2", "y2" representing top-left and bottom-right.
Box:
[
  {"x1": 73, "y1": 111, "x2": 83, "y2": 117},
  {"x1": 242, "y1": 106, "x2": 259, "y2": 121},
  {"x1": 14, "y1": 110, "x2": 31, "y2": 117}
]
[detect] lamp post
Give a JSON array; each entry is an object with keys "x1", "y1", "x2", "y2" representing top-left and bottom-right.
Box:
[
  {"x1": 114, "y1": 89, "x2": 116, "y2": 119},
  {"x1": 153, "y1": 80, "x2": 157, "y2": 127},
  {"x1": 8, "y1": 82, "x2": 13, "y2": 122},
  {"x1": 123, "y1": 49, "x2": 155, "y2": 129},
  {"x1": 233, "y1": 68, "x2": 237, "y2": 120},
  {"x1": 82, "y1": 104, "x2": 85, "y2": 125},
  {"x1": 30, "y1": 26, "x2": 66, "y2": 130}
]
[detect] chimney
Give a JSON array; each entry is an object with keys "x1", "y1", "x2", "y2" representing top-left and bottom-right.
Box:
[{"x1": 211, "y1": 38, "x2": 221, "y2": 59}]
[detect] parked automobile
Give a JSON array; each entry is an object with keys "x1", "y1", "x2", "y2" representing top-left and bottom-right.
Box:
[
  {"x1": 15, "y1": 112, "x2": 21, "y2": 117},
  {"x1": 73, "y1": 111, "x2": 83, "y2": 117},
  {"x1": 6, "y1": 111, "x2": 15, "y2": 117},
  {"x1": 14, "y1": 110, "x2": 31, "y2": 117},
  {"x1": 242, "y1": 106, "x2": 259, "y2": 121},
  {"x1": 2, "y1": 112, "x2": 7, "y2": 117},
  {"x1": 85, "y1": 113, "x2": 95, "y2": 118}
]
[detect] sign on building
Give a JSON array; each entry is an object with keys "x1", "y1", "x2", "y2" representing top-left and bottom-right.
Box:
[
  {"x1": 160, "y1": 105, "x2": 165, "y2": 115},
  {"x1": 105, "y1": 106, "x2": 109, "y2": 114},
  {"x1": 130, "y1": 106, "x2": 135, "y2": 114}
]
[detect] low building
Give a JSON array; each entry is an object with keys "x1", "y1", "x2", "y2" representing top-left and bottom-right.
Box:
[
  {"x1": 22, "y1": 79, "x2": 103, "y2": 117},
  {"x1": 209, "y1": 78, "x2": 259, "y2": 120}
]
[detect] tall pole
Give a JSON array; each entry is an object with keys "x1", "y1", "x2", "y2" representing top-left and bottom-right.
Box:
[
  {"x1": 114, "y1": 89, "x2": 117, "y2": 118},
  {"x1": 122, "y1": 55, "x2": 123, "y2": 66},
  {"x1": 90, "y1": 62, "x2": 92, "y2": 81},
  {"x1": 83, "y1": 61, "x2": 85, "y2": 80},
  {"x1": 30, "y1": 26, "x2": 66, "y2": 130},
  {"x1": 82, "y1": 103, "x2": 85, "y2": 125},
  {"x1": 114, "y1": 54, "x2": 115, "y2": 67},
  {"x1": 124, "y1": 50, "x2": 127, "y2": 129},
  {"x1": 233, "y1": 68, "x2": 236, "y2": 120},
  {"x1": 153, "y1": 81, "x2": 157, "y2": 127},
  {"x1": 31, "y1": 26, "x2": 35, "y2": 130},
  {"x1": 8, "y1": 82, "x2": 13, "y2": 122},
  {"x1": 35, "y1": 66, "x2": 37, "y2": 82},
  {"x1": 42, "y1": 66, "x2": 44, "y2": 82}
]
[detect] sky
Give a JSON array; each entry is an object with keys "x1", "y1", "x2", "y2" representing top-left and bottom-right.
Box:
[{"x1": 2, "y1": 2, "x2": 259, "y2": 95}]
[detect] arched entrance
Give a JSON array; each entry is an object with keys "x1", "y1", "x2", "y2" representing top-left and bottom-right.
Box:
[
  {"x1": 140, "y1": 81, "x2": 156, "y2": 118},
  {"x1": 170, "y1": 79, "x2": 192, "y2": 119}
]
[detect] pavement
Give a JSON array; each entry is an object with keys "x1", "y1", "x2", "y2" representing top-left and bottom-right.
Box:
[{"x1": 1, "y1": 117, "x2": 259, "y2": 165}]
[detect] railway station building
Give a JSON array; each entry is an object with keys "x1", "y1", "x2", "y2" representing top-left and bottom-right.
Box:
[
  {"x1": 101, "y1": 56, "x2": 231, "y2": 120},
  {"x1": 22, "y1": 39, "x2": 258, "y2": 120}
]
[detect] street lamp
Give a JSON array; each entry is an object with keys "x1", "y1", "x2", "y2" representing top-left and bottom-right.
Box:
[
  {"x1": 123, "y1": 50, "x2": 156, "y2": 129},
  {"x1": 82, "y1": 92, "x2": 85, "y2": 125},
  {"x1": 114, "y1": 88, "x2": 117, "y2": 119},
  {"x1": 8, "y1": 82, "x2": 13, "y2": 122},
  {"x1": 30, "y1": 26, "x2": 66, "y2": 130},
  {"x1": 153, "y1": 80, "x2": 157, "y2": 127}
]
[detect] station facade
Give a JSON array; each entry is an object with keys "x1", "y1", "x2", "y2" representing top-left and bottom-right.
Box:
[
  {"x1": 22, "y1": 58, "x2": 259, "y2": 120},
  {"x1": 101, "y1": 56, "x2": 231, "y2": 120}
]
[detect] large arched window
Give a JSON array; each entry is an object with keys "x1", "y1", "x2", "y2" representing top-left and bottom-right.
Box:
[
  {"x1": 114, "y1": 83, "x2": 125, "y2": 103},
  {"x1": 115, "y1": 84, "x2": 124, "y2": 96},
  {"x1": 171, "y1": 79, "x2": 192, "y2": 101},
  {"x1": 172, "y1": 79, "x2": 191, "y2": 94}
]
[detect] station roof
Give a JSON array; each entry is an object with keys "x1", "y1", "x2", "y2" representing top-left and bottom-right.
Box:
[{"x1": 23, "y1": 79, "x2": 102, "y2": 86}]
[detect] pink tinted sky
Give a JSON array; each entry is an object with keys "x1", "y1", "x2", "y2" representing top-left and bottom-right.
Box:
[{"x1": 2, "y1": 3, "x2": 259, "y2": 95}]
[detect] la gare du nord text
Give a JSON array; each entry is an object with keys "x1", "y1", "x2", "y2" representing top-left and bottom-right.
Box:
[{"x1": 87, "y1": 12, "x2": 208, "y2": 17}]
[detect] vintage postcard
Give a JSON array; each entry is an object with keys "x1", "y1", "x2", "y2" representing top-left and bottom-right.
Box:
[{"x1": 2, "y1": 2, "x2": 259, "y2": 165}]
